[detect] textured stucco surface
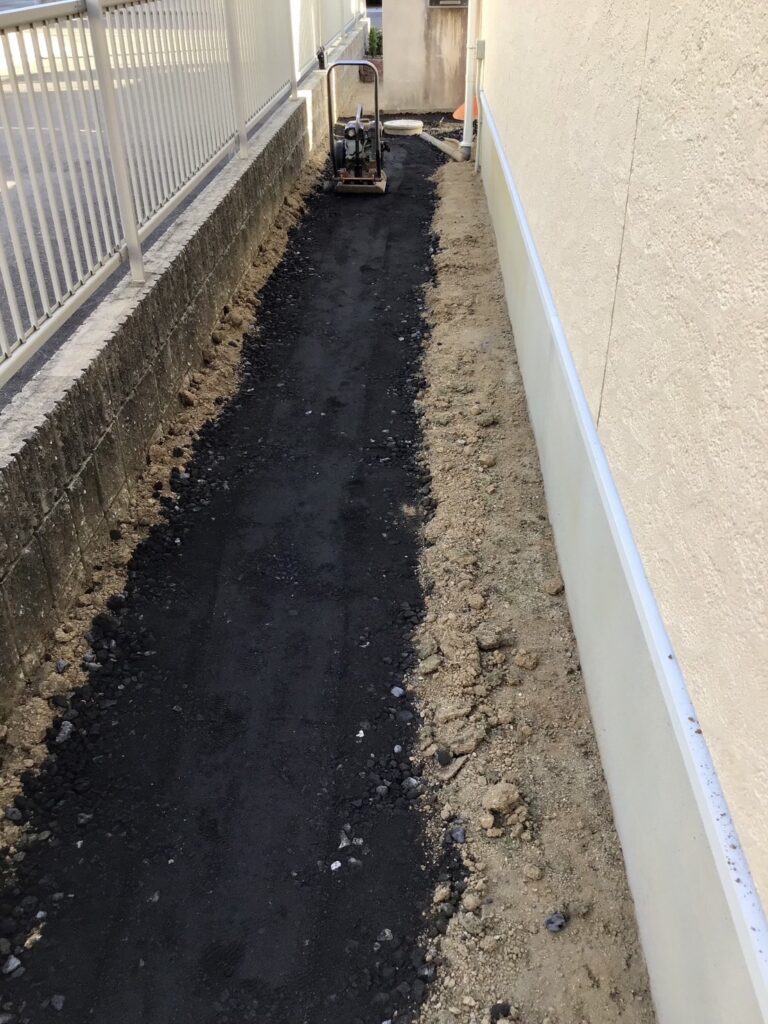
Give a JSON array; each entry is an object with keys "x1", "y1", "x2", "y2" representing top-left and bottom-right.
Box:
[
  {"x1": 383, "y1": 0, "x2": 466, "y2": 113},
  {"x1": 480, "y1": 0, "x2": 650, "y2": 411},
  {"x1": 480, "y1": 0, "x2": 768, "y2": 901}
]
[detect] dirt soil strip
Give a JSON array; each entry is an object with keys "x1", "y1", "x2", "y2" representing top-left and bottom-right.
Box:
[
  {"x1": 0, "y1": 137, "x2": 450, "y2": 1023},
  {"x1": 411, "y1": 163, "x2": 656, "y2": 1024}
]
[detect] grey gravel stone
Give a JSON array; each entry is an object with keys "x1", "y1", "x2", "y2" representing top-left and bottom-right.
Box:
[
  {"x1": 490, "y1": 1001, "x2": 512, "y2": 1021},
  {"x1": 545, "y1": 911, "x2": 569, "y2": 933},
  {"x1": 55, "y1": 721, "x2": 74, "y2": 744},
  {"x1": 2, "y1": 955, "x2": 21, "y2": 975}
]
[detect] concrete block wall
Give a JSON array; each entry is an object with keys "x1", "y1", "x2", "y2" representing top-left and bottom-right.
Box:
[{"x1": 0, "y1": 29, "x2": 364, "y2": 711}]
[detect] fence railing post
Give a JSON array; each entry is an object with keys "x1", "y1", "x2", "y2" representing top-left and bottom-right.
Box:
[
  {"x1": 85, "y1": 0, "x2": 144, "y2": 283},
  {"x1": 223, "y1": 0, "x2": 248, "y2": 152},
  {"x1": 287, "y1": 0, "x2": 300, "y2": 98},
  {"x1": 317, "y1": 0, "x2": 325, "y2": 49}
]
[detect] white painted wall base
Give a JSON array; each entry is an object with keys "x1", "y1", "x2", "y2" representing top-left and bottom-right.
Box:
[{"x1": 478, "y1": 91, "x2": 768, "y2": 1024}]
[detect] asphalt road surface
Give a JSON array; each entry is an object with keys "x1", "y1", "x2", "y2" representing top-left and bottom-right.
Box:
[{"x1": 0, "y1": 136, "x2": 460, "y2": 1023}]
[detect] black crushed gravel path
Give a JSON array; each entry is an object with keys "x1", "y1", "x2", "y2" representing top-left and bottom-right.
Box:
[{"x1": 0, "y1": 136, "x2": 469, "y2": 1023}]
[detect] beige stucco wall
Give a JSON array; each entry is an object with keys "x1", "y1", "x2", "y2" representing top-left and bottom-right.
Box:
[
  {"x1": 383, "y1": 0, "x2": 467, "y2": 112},
  {"x1": 480, "y1": 0, "x2": 768, "y2": 901}
]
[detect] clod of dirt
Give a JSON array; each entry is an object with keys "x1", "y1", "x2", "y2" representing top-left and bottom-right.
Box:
[
  {"x1": 475, "y1": 624, "x2": 510, "y2": 651},
  {"x1": 417, "y1": 635, "x2": 439, "y2": 659},
  {"x1": 462, "y1": 893, "x2": 481, "y2": 913},
  {"x1": 542, "y1": 577, "x2": 564, "y2": 596},
  {"x1": 433, "y1": 884, "x2": 451, "y2": 905},
  {"x1": 481, "y1": 783, "x2": 521, "y2": 814},
  {"x1": 514, "y1": 648, "x2": 539, "y2": 671},
  {"x1": 441, "y1": 720, "x2": 486, "y2": 756}
]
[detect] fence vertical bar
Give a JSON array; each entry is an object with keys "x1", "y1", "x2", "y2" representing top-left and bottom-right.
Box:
[
  {"x1": 0, "y1": 308, "x2": 11, "y2": 359},
  {"x1": 222, "y1": 0, "x2": 247, "y2": 151},
  {"x1": 0, "y1": 34, "x2": 53, "y2": 311},
  {"x1": 64, "y1": 19, "x2": 109, "y2": 260},
  {"x1": 29, "y1": 27, "x2": 86, "y2": 284},
  {"x1": 156, "y1": 2, "x2": 190, "y2": 183},
  {"x1": 317, "y1": 0, "x2": 325, "y2": 49},
  {"x1": 201, "y1": 3, "x2": 231, "y2": 151},
  {"x1": 122, "y1": 6, "x2": 160, "y2": 216},
  {"x1": 43, "y1": 21, "x2": 94, "y2": 274},
  {"x1": 197, "y1": 2, "x2": 223, "y2": 148},
  {"x1": 82, "y1": 22, "x2": 121, "y2": 244},
  {"x1": 85, "y1": 0, "x2": 144, "y2": 283},
  {"x1": 15, "y1": 29, "x2": 73, "y2": 296},
  {"x1": 108, "y1": 11, "x2": 147, "y2": 225},
  {"x1": 287, "y1": 0, "x2": 299, "y2": 97},
  {"x1": 74, "y1": 18, "x2": 118, "y2": 254},
  {"x1": 0, "y1": 160, "x2": 28, "y2": 336}
]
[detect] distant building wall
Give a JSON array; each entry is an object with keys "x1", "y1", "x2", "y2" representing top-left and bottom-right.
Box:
[{"x1": 383, "y1": 0, "x2": 466, "y2": 112}]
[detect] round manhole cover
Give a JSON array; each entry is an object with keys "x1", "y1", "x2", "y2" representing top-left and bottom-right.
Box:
[{"x1": 383, "y1": 119, "x2": 424, "y2": 136}]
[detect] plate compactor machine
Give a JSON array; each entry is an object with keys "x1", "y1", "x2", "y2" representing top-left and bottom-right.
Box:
[{"x1": 326, "y1": 60, "x2": 387, "y2": 195}]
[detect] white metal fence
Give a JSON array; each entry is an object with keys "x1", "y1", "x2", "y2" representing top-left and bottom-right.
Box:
[{"x1": 0, "y1": 0, "x2": 364, "y2": 386}]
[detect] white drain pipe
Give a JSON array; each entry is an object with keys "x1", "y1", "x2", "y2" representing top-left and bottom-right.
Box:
[
  {"x1": 422, "y1": 133, "x2": 466, "y2": 162},
  {"x1": 460, "y1": 0, "x2": 479, "y2": 157}
]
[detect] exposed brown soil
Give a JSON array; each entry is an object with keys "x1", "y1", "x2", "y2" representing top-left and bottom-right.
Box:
[{"x1": 411, "y1": 162, "x2": 656, "y2": 1024}]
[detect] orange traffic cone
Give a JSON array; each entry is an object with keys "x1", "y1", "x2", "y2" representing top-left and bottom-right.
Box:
[{"x1": 452, "y1": 97, "x2": 479, "y2": 121}]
